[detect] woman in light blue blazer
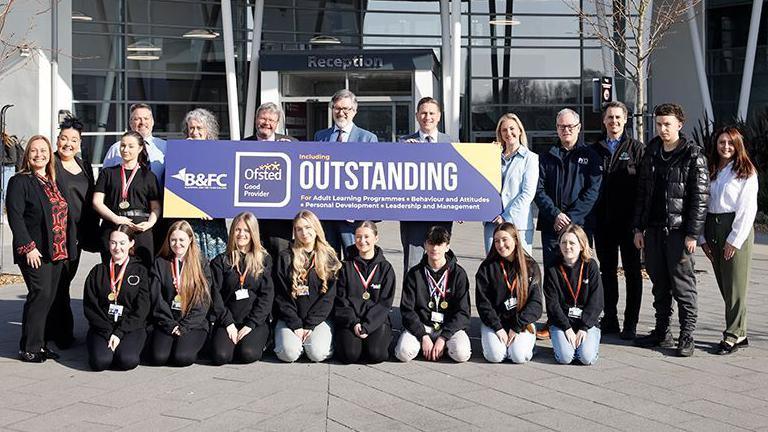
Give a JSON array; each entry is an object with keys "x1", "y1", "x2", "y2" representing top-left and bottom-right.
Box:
[{"x1": 484, "y1": 113, "x2": 539, "y2": 254}]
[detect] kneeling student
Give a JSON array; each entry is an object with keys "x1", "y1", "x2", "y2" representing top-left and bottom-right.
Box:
[
  {"x1": 395, "y1": 226, "x2": 471, "y2": 362},
  {"x1": 335, "y1": 221, "x2": 396, "y2": 364},
  {"x1": 149, "y1": 220, "x2": 212, "y2": 367},
  {"x1": 544, "y1": 224, "x2": 603, "y2": 365},
  {"x1": 475, "y1": 223, "x2": 542, "y2": 363},
  {"x1": 274, "y1": 210, "x2": 342, "y2": 362},
  {"x1": 210, "y1": 212, "x2": 274, "y2": 365},
  {"x1": 83, "y1": 226, "x2": 150, "y2": 371}
]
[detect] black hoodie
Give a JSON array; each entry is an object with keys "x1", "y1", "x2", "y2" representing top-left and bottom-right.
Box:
[
  {"x1": 274, "y1": 248, "x2": 338, "y2": 331},
  {"x1": 150, "y1": 256, "x2": 213, "y2": 335},
  {"x1": 543, "y1": 258, "x2": 603, "y2": 332},
  {"x1": 83, "y1": 259, "x2": 150, "y2": 339},
  {"x1": 475, "y1": 255, "x2": 543, "y2": 333},
  {"x1": 210, "y1": 252, "x2": 275, "y2": 329},
  {"x1": 335, "y1": 245, "x2": 396, "y2": 333},
  {"x1": 400, "y1": 250, "x2": 470, "y2": 340}
]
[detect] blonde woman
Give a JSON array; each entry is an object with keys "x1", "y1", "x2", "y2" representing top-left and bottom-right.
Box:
[
  {"x1": 543, "y1": 224, "x2": 603, "y2": 365},
  {"x1": 149, "y1": 220, "x2": 212, "y2": 366},
  {"x1": 273, "y1": 210, "x2": 341, "y2": 362},
  {"x1": 485, "y1": 113, "x2": 538, "y2": 254},
  {"x1": 210, "y1": 212, "x2": 274, "y2": 365}
]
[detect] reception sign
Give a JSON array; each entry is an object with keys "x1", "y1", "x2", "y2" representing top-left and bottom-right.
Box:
[{"x1": 163, "y1": 140, "x2": 501, "y2": 221}]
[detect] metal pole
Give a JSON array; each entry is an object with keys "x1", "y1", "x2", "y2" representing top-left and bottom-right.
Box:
[
  {"x1": 737, "y1": 0, "x2": 763, "y2": 120},
  {"x1": 686, "y1": 6, "x2": 714, "y2": 122},
  {"x1": 0, "y1": 104, "x2": 11, "y2": 271},
  {"x1": 449, "y1": 0, "x2": 461, "y2": 140},
  {"x1": 51, "y1": 0, "x2": 59, "y2": 139},
  {"x1": 244, "y1": 0, "x2": 264, "y2": 138},
  {"x1": 439, "y1": 0, "x2": 451, "y2": 136},
  {"x1": 221, "y1": 0, "x2": 241, "y2": 140}
]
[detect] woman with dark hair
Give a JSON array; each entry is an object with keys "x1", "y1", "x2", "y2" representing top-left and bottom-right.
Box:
[
  {"x1": 700, "y1": 127, "x2": 758, "y2": 355},
  {"x1": 544, "y1": 224, "x2": 603, "y2": 365},
  {"x1": 47, "y1": 117, "x2": 99, "y2": 349},
  {"x1": 334, "y1": 220, "x2": 395, "y2": 364},
  {"x1": 149, "y1": 220, "x2": 212, "y2": 366},
  {"x1": 93, "y1": 131, "x2": 161, "y2": 266},
  {"x1": 210, "y1": 212, "x2": 274, "y2": 365},
  {"x1": 273, "y1": 210, "x2": 341, "y2": 363},
  {"x1": 7, "y1": 135, "x2": 77, "y2": 362},
  {"x1": 475, "y1": 222, "x2": 542, "y2": 363},
  {"x1": 182, "y1": 108, "x2": 227, "y2": 261},
  {"x1": 83, "y1": 225, "x2": 150, "y2": 371}
]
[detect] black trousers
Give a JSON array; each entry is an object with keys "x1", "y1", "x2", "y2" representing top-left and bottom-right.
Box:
[
  {"x1": 210, "y1": 324, "x2": 270, "y2": 365},
  {"x1": 87, "y1": 328, "x2": 146, "y2": 371},
  {"x1": 149, "y1": 328, "x2": 207, "y2": 367},
  {"x1": 45, "y1": 254, "x2": 80, "y2": 346},
  {"x1": 335, "y1": 323, "x2": 392, "y2": 364},
  {"x1": 595, "y1": 227, "x2": 643, "y2": 328},
  {"x1": 644, "y1": 228, "x2": 698, "y2": 335},
  {"x1": 19, "y1": 260, "x2": 64, "y2": 353}
]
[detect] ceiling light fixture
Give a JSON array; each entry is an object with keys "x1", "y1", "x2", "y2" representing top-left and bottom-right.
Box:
[
  {"x1": 488, "y1": 18, "x2": 521, "y2": 26},
  {"x1": 126, "y1": 40, "x2": 161, "y2": 52},
  {"x1": 309, "y1": 35, "x2": 342, "y2": 45},
  {"x1": 126, "y1": 53, "x2": 160, "y2": 61},
  {"x1": 182, "y1": 29, "x2": 220, "y2": 39},
  {"x1": 72, "y1": 11, "x2": 93, "y2": 22}
]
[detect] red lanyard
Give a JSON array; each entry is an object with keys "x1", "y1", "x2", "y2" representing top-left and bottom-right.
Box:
[
  {"x1": 171, "y1": 258, "x2": 183, "y2": 294},
  {"x1": 559, "y1": 261, "x2": 584, "y2": 305},
  {"x1": 425, "y1": 268, "x2": 448, "y2": 299},
  {"x1": 120, "y1": 165, "x2": 140, "y2": 202},
  {"x1": 353, "y1": 262, "x2": 378, "y2": 292},
  {"x1": 109, "y1": 258, "x2": 129, "y2": 302},
  {"x1": 499, "y1": 261, "x2": 518, "y2": 296}
]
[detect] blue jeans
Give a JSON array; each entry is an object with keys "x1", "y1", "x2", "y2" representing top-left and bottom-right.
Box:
[
  {"x1": 483, "y1": 222, "x2": 532, "y2": 255},
  {"x1": 550, "y1": 325, "x2": 600, "y2": 365}
]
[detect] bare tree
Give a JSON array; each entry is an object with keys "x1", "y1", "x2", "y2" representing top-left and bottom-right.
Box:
[
  {"x1": 569, "y1": 0, "x2": 701, "y2": 139},
  {"x1": 0, "y1": 0, "x2": 39, "y2": 77}
]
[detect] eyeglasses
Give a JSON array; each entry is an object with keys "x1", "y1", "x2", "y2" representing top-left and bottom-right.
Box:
[
  {"x1": 333, "y1": 106, "x2": 355, "y2": 113},
  {"x1": 556, "y1": 123, "x2": 580, "y2": 131}
]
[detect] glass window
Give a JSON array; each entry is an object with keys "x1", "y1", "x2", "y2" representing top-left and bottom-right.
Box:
[
  {"x1": 471, "y1": 79, "x2": 581, "y2": 105},
  {"x1": 281, "y1": 73, "x2": 346, "y2": 97},
  {"x1": 73, "y1": 73, "x2": 119, "y2": 101},
  {"x1": 363, "y1": 12, "x2": 441, "y2": 36},
  {"x1": 72, "y1": 33, "x2": 121, "y2": 71},
  {"x1": 470, "y1": 38, "x2": 580, "y2": 47},
  {"x1": 472, "y1": 105, "x2": 564, "y2": 132},
  {"x1": 126, "y1": 72, "x2": 228, "y2": 103},
  {"x1": 471, "y1": 48, "x2": 581, "y2": 78},
  {"x1": 470, "y1": 16, "x2": 580, "y2": 38},
  {"x1": 471, "y1": 0, "x2": 576, "y2": 15},
  {"x1": 349, "y1": 71, "x2": 411, "y2": 96}
]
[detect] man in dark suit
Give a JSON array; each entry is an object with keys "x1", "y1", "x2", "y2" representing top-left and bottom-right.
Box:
[
  {"x1": 398, "y1": 97, "x2": 453, "y2": 272},
  {"x1": 243, "y1": 102, "x2": 297, "y2": 258},
  {"x1": 314, "y1": 89, "x2": 377, "y2": 255}
]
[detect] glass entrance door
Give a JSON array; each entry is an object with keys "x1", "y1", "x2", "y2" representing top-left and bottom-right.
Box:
[{"x1": 287, "y1": 100, "x2": 412, "y2": 142}]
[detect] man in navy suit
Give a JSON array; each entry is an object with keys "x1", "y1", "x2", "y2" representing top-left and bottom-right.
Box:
[
  {"x1": 398, "y1": 97, "x2": 453, "y2": 272},
  {"x1": 314, "y1": 89, "x2": 378, "y2": 255}
]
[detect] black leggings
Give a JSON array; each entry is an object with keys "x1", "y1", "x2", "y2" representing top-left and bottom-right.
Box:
[
  {"x1": 148, "y1": 328, "x2": 207, "y2": 367},
  {"x1": 335, "y1": 323, "x2": 392, "y2": 364},
  {"x1": 210, "y1": 324, "x2": 270, "y2": 365},
  {"x1": 87, "y1": 328, "x2": 146, "y2": 371}
]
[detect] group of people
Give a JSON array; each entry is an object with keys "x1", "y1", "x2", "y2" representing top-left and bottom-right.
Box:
[{"x1": 6, "y1": 87, "x2": 758, "y2": 370}]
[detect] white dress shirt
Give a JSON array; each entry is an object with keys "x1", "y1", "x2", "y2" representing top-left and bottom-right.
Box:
[
  {"x1": 703, "y1": 161, "x2": 758, "y2": 249},
  {"x1": 102, "y1": 136, "x2": 167, "y2": 184},
  {"x1": 333, "y1": 124, "x2": 354, "y2": 142},
  {"x1": 418, "y1": 130, "x2": 437, "y2": 143}
]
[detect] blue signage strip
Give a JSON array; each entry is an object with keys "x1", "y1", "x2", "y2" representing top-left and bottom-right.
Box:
[{"x1": 163, "y1": 140, "x2": 502, "y2": 222}]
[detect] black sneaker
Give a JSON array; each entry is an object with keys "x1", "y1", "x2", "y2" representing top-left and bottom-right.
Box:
[
  {"x1": 41, "y1": 347, "x2": 60, "y2": 360},
  {"x1": 634, "y1": 328, "x2": 674, "y2": 348},
  {"x1": 19, "y1": 351, "x2": 45, "y2": 363},
  {"x1": 600, "y1": 316, "x2": 621, "y2": 334},
  {"x1": 620, "y1": 325, "x2": 637, "y2": 340},
  {"x1": 677, "y1": 335, "x2": 695, "y2": 357}
]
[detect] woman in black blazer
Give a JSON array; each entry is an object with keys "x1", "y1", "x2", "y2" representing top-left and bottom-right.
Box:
[
  {"x1": 46, "y1": 118, "x2": 99, "y2": 349},
  {"x1": 7, "y1": 135, "x2": 77, "y2": 362}
]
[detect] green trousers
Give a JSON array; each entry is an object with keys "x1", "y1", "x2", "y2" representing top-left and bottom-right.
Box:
[{"x1": 704, "y1": 213, "x2": 753, "y2": 343}]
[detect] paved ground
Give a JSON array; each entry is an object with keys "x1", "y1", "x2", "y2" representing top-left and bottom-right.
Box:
[{"x1": 1, "y1": 221, "x2": 768, "y2": 432}]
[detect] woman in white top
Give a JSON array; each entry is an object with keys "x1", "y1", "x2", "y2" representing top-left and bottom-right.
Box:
[
  {"x1": 484, "y1": 113, "x2": 539, "y2": 254},
  {"x1": 700, "y1": 127, "x2": 758, "y2": 355}
]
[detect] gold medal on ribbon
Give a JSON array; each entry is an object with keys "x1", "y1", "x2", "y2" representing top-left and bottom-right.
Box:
[
  {"x1": 174, "y1": 294, "x2": 181, "y2": 303},
  {"x1": 362, "y1": 292, "x2": 371, "y2": 300},
  {"x1": 107, "y1": 292, "x2": 116, "y2": 301},
  {"x1": 440, "y1": 301, "x2": 449, "y2": 310},
  {"x1": 118, "y1": 201, "x2": 130, "y2": 210}
]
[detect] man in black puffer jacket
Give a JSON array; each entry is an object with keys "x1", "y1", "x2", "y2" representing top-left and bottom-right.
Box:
[{"x1": 632, "y1": 103, "x2": 709, "y2": 357}]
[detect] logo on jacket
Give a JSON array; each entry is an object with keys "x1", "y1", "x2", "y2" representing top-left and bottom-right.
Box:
[
  {"x1": 577, "y1": 157, "x2": 590, "y2": 165},
  {"x1": 234, "y1": 152, "x2": 291, "y2": 207}
]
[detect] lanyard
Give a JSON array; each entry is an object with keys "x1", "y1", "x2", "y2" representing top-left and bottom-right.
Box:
[
  {"x1": 499, "y1": 261, "x2": 518, "y2": 297},
  {"x1": 235, "y1": 262, "x2": 247, "y2": 288},
  {"x1": 171, "y1": 258, "x2": 183, "y2": 293},
  {"x1": 424, "y1": 268, "x2": 448, "y2": 301},
  {"x1": 353, "y1": 262, "x2": 378, "y2": 292},
  {"x1": 120, "y1": 165, "x2": 140, "y2": 201},
  {"x1": 559, "y1": 261, "x2": 584, "y2": 306},
  {"x1": 109, "y1": 258, "x2": 129, "y2": 302}
]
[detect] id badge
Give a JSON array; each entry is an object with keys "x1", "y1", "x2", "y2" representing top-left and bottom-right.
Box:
[
  {"x1": 108, "y1": 304, "x2": 124, "y2": 318},
  {"x1": 235, "y1": 289, "x2": 250, "y2": 300},
  {"x1": 430, "y1": 311, "x2": 444, "y2": 323},
  {"x1": 568, "y1": 307, "x2": 583, "y2": 319},
  {"x1": 504, "y1": 297, "x2": 518, "y2": 310},
  {"x1": 297, "y1": 285, "x2": 310, "y2": 296},
  {"x1": 171, "y1": 300, "x2": 182, "y2": 310}
]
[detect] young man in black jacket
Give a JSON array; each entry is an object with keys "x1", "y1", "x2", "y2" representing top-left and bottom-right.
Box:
[
  {"x1": 395, "y1": 226, "x2": 471, "y2": 362},
  {"x1": 633, "y1": 103, "x2": 709, "y2": 357},
  {"x1": 591, "y1": 102, "x2": 645, "y2": 340}
]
